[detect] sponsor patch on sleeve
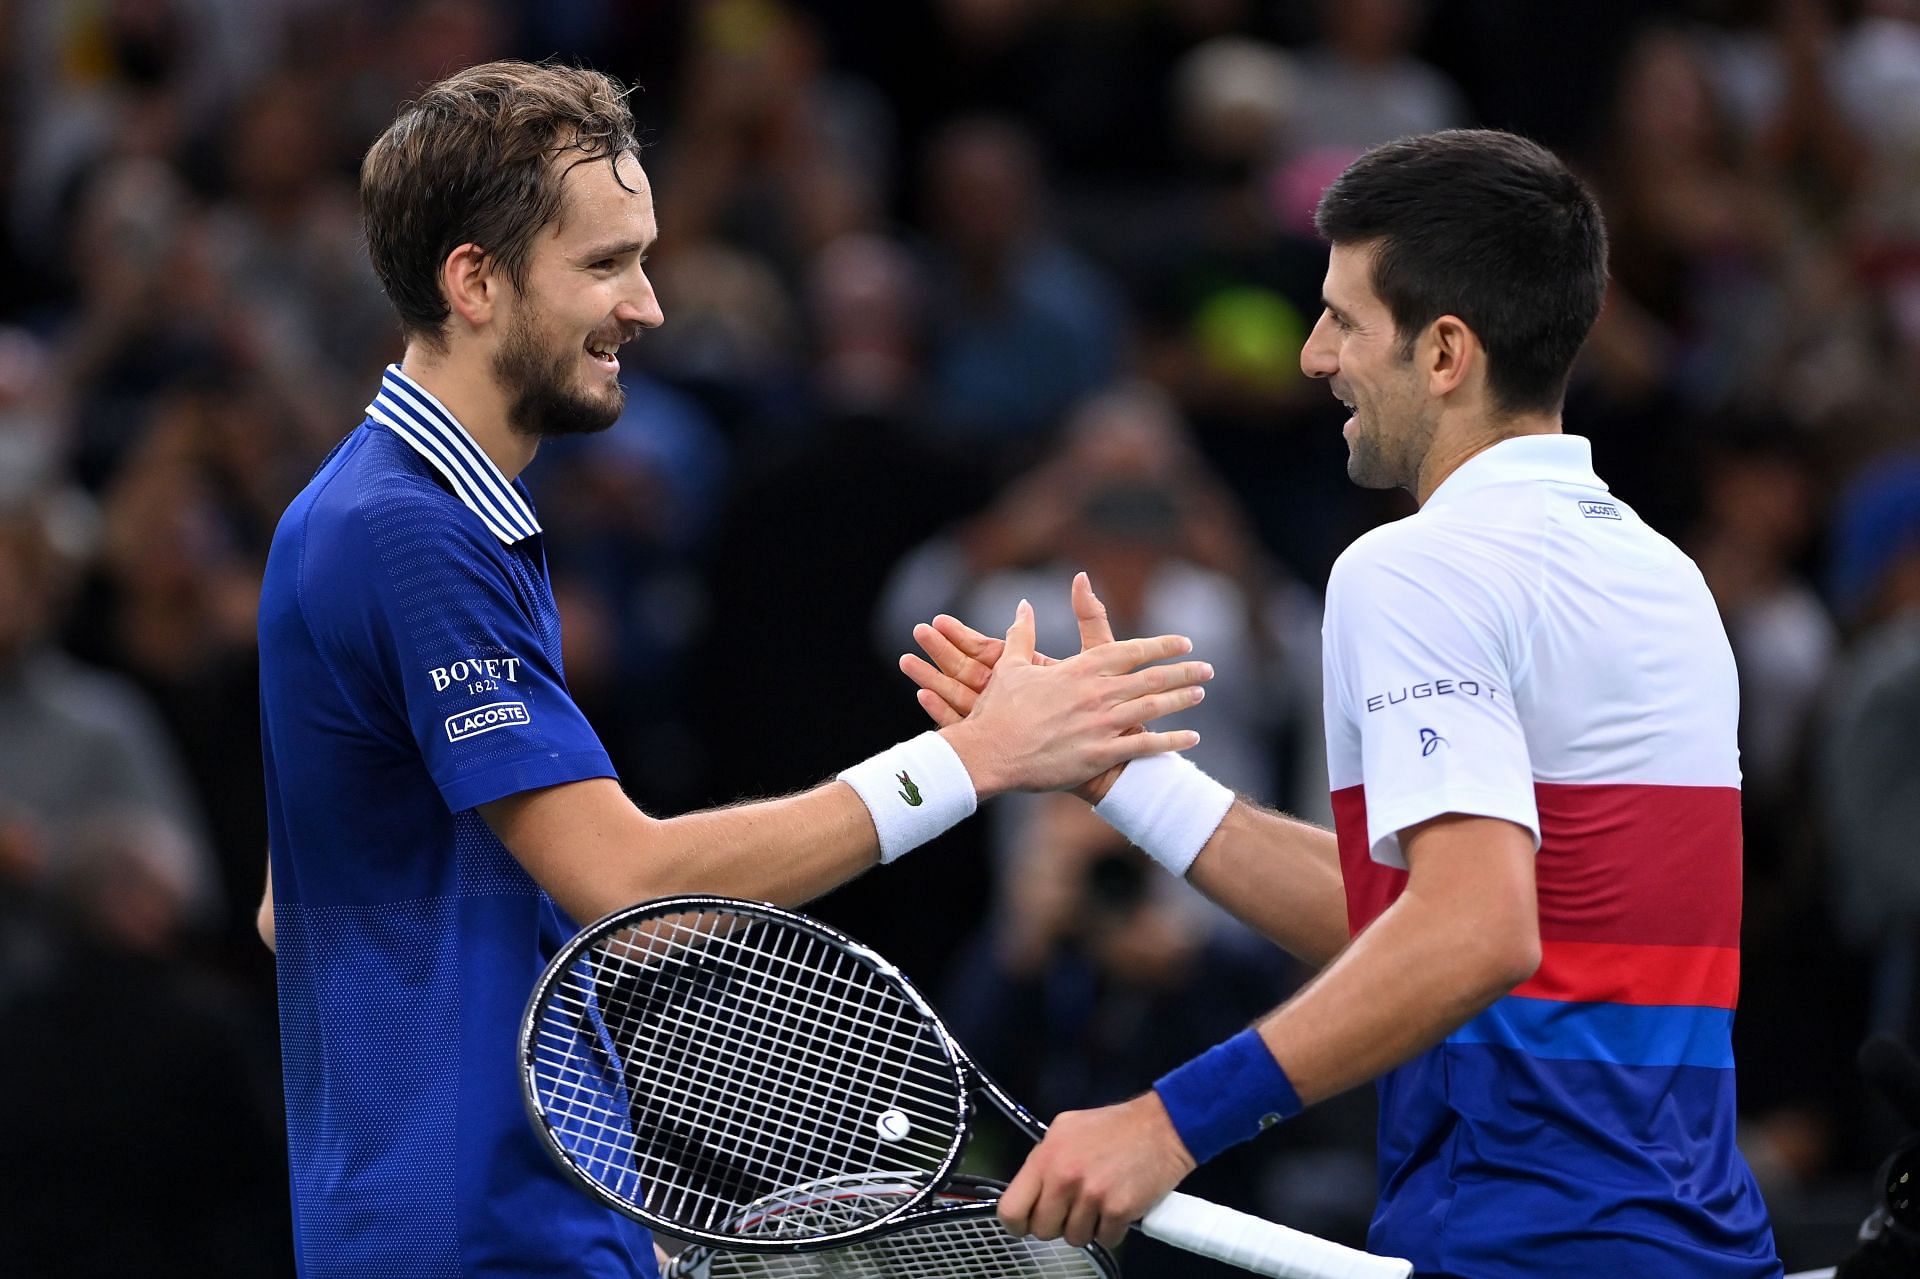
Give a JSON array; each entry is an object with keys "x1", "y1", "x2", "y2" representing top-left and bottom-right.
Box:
[{"x1": 446, "y1": 701, "x2": 531, "y2": 742}]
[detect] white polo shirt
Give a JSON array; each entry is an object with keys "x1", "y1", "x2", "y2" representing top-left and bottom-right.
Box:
[{"x1": 1319, "y1": 432, "x2": 1777, "y2": 1278}]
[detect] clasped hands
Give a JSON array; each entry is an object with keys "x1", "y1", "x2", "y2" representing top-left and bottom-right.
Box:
[{"x1": 902, "y1": 570, "x2": 1204, "y2": 1248}]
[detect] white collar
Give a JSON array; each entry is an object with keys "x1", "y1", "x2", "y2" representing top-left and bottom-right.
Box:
[
  {"x1": 365, "y1": 364, "x2": 542, "y2": 545},
  {"x1": 1424, "y1": 433, "x2": 1607, "y2": 509}
]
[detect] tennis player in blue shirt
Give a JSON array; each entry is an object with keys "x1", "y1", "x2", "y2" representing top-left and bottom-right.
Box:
[{"x1": 254, "y1": 61, "x2": 1213, "y2": 1278}]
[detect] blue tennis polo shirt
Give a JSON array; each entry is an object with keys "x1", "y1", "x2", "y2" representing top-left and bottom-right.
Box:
[{"x1": 259, "y1": 365, "x2": 658, "y2": 1277}]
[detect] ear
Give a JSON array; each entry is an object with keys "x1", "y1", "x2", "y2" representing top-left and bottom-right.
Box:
[
  {"x1": 1424, "y1": 314, "x2": 1480, "y2": 399},
  {"x1": 441, "y1": 242, "x2": 500, "y2": 332}
]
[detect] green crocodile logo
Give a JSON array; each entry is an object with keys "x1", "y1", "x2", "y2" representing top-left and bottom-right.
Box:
[{"x1": 896, "y1": 770, "x2": 923, "y2": 806}]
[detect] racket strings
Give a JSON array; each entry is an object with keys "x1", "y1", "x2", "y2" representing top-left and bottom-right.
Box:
[
  {"x1": 529, "y1": 908, "x2": 967, "y2": 1238},
  {"x1": 678, "y1": 1185, "x2": 1108, "y2": 1279}
]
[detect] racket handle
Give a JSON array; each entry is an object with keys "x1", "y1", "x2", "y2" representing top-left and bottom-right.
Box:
[{"x1": 1139, "y1": 1191, "x2": 1412, "y2": 1279}]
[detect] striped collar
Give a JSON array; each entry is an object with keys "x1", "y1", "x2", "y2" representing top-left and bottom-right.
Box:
[{"x1": 365, "y1": 364, "x2": 542, "y2": 544}]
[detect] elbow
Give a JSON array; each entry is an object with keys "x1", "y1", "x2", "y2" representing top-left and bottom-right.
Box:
[
  {"x1": 256, "y1": 896, "x2": 276, "y2": 954},
  {"x1": 1483, "y1": 919, "x2": 1539, "y2": 994}
]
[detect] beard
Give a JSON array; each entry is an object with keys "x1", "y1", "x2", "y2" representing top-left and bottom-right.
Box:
[
  {"x1": 1343, "y1": 383, "x2": 1436, "y2": 493},
  {"x1": 492, "y1": 304, "x2": 625, "y2": 440}
]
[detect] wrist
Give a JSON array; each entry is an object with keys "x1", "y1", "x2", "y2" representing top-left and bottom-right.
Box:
[
  {"x1": 1152, "y1": 1028, "x2": 1303, "y2": 1166},
  {"x1": 838, "y1": 731, "x2": 978, "y2": 862},
  {"x1": 1133, "y1": 1089, "x2": 1199, "y2": 1176},
  {"x1": 1093, "y1": 753, "x2": 1235, "y2": 877},
  {"x1": 937, "y1": 721, "x2": 1006, "y2": 801}
]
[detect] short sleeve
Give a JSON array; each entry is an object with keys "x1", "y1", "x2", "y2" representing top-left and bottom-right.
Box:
[
  {"x1": 318, "y1": 487, "x2": 615, "y2": 813},
  {"x1": 1324, "y1": 528, "x2": 1540, "y2": 868}
]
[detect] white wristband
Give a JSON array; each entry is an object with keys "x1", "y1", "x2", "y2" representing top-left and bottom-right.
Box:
[
  {"x1": 838, "y1": 731, "x2": 978, "y2": 864},
  {"x1": 1094, "y1": 753, "x2": 1235, "y2": 877}
]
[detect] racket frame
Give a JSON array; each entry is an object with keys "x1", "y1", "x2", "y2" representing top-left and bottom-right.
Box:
[
  {"x1": 662, "y1": 1175, "x2": 1121, "y2": 1279},
  {"x1": 520, "y1": 894, "x2": 976, "y2": 1252}
]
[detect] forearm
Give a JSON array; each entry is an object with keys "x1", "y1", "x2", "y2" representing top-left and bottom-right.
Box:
[
  {"x1": 484, "y1": 776, "x2": 884, "y2": 924},
  {"x1": 1252, "y1": 856, "x2": 1537, "y2": 1104},
  {"x1": 1184, "y1": 800, "x2": 1349, "y2": 966},
  {"x1": 645, "y1": 782, "x2": 884, "y2": 906}
]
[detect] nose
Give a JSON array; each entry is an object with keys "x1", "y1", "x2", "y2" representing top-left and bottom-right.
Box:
[
  {"x1": 619, "y1": 270, "x2": 665, "y2": 332},
  {"x1": 1300, "y1": 310, "x2": 1338, "y2": 380}
]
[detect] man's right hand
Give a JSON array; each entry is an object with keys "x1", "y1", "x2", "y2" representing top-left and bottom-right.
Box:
[{"x1": 906, "y1": 573, "x2": 1155, "y2": 803}]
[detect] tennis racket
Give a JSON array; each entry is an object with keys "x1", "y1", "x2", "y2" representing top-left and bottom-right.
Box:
[
  {"x1": 663, "y1": 1174, "x2": 1118, "y2": 1277},
  {"x1": 520, "y1": 894, "x2": 1411, "y2": 1279}
]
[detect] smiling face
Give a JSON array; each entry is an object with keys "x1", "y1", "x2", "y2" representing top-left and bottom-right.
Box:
[
  {"x1": 1300, "y1": 240, "x2": 1438, "y2": 492},
  {"x1": 491, "y1": 150, "x2": 663, "y2": 440}
]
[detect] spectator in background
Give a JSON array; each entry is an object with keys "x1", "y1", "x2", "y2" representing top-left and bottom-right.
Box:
[
  {"x1": 57, "y1": 157, "x2": 230, "y2": 491},
  {"x1": 917, "y1": 117, "x2": 1124, "y2": 458},
  {"x1": 1290, "y1": 0, "x2": 1467, "y2": 155},
  {"x1": 205, "y1": 72, "x2": 395, "y2": 396},
  {"x1": 1689, "y1": 420, "x2": 1851, "y2": 1200},
  {"x1": 0, "y1": 807, "x2": 287, "y2": 1277},
  {"x1": 530, "y1": 372, "x2": 728, "y2": 807},
  {"x1": 637, "y1": 0, "x2": 887, "y2": 436},
  {"x1": 1588, "y1": 24, "x2": 1792, "y2": 411},
  {"x1": 0, "y1": 497, "x2": 221, "y2": 928},
  {"x1": 1820, "y1": 453, "x2": 1920, "y2": 1043},
  {"x1": 1690, "y1": 421, "x2": 1837, "y2": 812},
  {"x1": 879, "y1": 380, "x2": 1327, "y2": 824},
  {"x1": 60, "y1": 372, "x2": 316, "y2": 946}
]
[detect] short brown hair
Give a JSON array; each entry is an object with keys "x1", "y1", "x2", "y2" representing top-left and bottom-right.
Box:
[{"x1": 360, "y1": 60, "x2": 639, "y2": 348}]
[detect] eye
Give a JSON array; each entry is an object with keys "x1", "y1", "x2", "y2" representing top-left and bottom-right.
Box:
[{"x1": 589, "y1": 259, "x2": 617, "y2": 273}]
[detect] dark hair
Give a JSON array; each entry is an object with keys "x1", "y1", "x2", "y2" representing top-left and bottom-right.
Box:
[
  {"x1": 1314, "y1": 129, "x2": 1608, "y2": 416},
  {"x1": 360, "y1": 61, "x2": 639, "y2": 349}
]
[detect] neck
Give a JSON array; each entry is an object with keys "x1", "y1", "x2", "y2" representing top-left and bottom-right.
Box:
[
  {"x1": 1414, "y1": 410, "x2": 1562, "y2": 506},
  {"x1": 399, "y1": 344, "x2": 537, "y2": 480}
]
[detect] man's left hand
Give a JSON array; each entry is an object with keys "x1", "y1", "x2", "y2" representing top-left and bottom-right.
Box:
[{"x1": 998, "y1": 1091, "x2": 1198, "y2": 1250}]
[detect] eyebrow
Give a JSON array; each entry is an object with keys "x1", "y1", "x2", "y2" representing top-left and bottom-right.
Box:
[{"x1": 578, "y1": 238, "x2": 651, "y2": 263}]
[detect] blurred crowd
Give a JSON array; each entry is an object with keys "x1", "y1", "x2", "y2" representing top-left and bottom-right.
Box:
[{"x1": 0, "y1": 0, "x2": 1917, "y2": 1273}]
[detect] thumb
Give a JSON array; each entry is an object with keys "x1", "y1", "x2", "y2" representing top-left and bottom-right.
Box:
[
  {"x1": 1003, "y1": 598, "x2": 1037, "y2": 666},
  {"x1": 1072, "y1": 571, "x2": 1116, "y2": 652}
]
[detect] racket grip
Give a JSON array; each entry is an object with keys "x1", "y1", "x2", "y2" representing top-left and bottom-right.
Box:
[{"x1": 1139, "y1": 1191, "x2": 1412, "y2": 1279}]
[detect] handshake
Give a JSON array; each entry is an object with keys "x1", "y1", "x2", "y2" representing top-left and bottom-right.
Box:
[
  {"x1": 837, "y1": 568, "x2": 1234, "y2": 880},
  {"x1": 896, "y1": 570, "x2": 1212, "y2": 805}
]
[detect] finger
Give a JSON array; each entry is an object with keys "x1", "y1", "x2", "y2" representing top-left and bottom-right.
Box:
[
  {"x1": 931, "y1": 614, "x2": 1002, "y2": 661},
  {"x1": 900, "y1": 652, "x2": 981, "y2": 715},
  {"x1": 1093, "y1": 729, "x2": 1203, "y2": 767},
  {"x1": 998, "y1": 1158, "x2": 1042, "y2": 1237},
  {"x1": 915, "y1": 687, "x2": 963, "y2": 728},
  {"x1": 1003, "y1": 598, "x2": 1037, "y2": 666},
  {"x1": 1103, "y1": 660, "x2": 1215, "y2": 703},
  {"x1": 1084, "y1": 632, "x2": 1193, "y2": 674},
  {"x1": 914, "y1": 622, "x2": 993, "y2": 692},
  {"x1": 1095, "y1": 1212, "x2": 1130, "y2": 1251},
  {"x1": 1062, "y1": 1194, "x2": 1102, "y2": 1250},
  {"x1": 1110, "y1": 685, "x2": 1208, "y2": 728},
  {"x1": 1025, "y1": 1176, "x2": 1074, "y2": 1242},
  {"x1": 936, "y1": 613, "x2": 1059, "y2": 667},
  {"x1": 1072, "y1": 571, "x2": 1116, "y2": 652}
]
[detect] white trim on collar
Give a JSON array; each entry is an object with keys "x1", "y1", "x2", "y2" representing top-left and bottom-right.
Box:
[
  {"x1": 366, "y1": 364, "x2": 542, "y2": 545},
  {"x1": 1425, "y1": 432, "x2": 1607, "y2": 508}
]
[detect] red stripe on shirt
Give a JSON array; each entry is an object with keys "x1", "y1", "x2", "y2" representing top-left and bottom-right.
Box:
[
  {"x1": 1334, "y1": 781, "x2": 1744, "y2": 951},
  {"x1": 1533, "y1": 782, "x2": 1742, "y2": 948},
  {"x1": 1513, "y1": 939, "x2": 1741, "y2": 1008}
]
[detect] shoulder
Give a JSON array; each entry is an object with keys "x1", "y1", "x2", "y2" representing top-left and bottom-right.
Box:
[
  {"x1": 278, "y1": 426, "x2": 511, "y2": 623},
  {"x1": 322, "y1": 430, "x2": 505, "y2": 568},
  {"x1": 1324, "y1": 504, "x2": 1542, "y2": 660},
  {"x1": 1327, "y1": 508, "x2": 1528, "y2": 607}
]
